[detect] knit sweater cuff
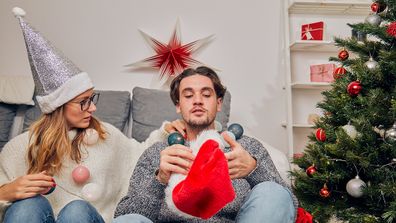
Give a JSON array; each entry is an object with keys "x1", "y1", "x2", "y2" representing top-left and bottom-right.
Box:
[
  {"x1": 0, "y1": 200, "x2": 11, "y2": 222},
  {"x1": 245, "y1": 162, "x2": 265, "y2": 187},
  {"x1": 147, "y1": 176, "x2": 166, "y2": 199}
]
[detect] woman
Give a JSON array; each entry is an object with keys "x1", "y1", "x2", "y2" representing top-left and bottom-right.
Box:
[
  {"x1": 0, "y1": 7, "x2": 185, "y2": 223},
  {"x1": 0, "y1": 89, "x2": 184, "y2": 223}
]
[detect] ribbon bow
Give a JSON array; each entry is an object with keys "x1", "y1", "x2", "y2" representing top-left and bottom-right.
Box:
[{"x1": 302, "y1": 25, "x2": 323, "y2": 40}]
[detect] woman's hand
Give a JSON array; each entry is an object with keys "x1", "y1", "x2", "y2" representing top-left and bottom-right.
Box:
[
  {"x1": 164, "y1": 119, "x2": 186, "y2": 137},
  {"x1": 0, "y1": 171, "x2": 55, "y2": 202}
]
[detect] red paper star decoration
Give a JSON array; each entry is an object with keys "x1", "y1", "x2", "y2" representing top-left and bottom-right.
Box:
[{"x1": 126, "y1": 20, "x2": 214, "y2": 79}]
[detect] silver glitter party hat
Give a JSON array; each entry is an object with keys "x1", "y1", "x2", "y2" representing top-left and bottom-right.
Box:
[{"x1": 13, "y1": 7, "x2": 93, "y2": 114}]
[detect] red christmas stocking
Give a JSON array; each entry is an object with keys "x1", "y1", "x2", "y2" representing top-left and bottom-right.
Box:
[{"x1": 172, "y1": 139, "x2": 236, "y2": 219}]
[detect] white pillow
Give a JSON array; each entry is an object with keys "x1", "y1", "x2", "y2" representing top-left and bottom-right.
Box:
[
  {"x1": 260, "y1": 140, "x2": 291, "y2": 186},
  {"x1": 0, "y1": 75, "x2": 34, "y2": 105}
]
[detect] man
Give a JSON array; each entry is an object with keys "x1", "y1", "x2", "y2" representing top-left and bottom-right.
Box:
[{"x1": 114, "y1": 66, "x2": 297, "y2": 223}]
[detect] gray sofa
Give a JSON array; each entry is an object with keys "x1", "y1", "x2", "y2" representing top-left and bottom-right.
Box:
[
  {"x1": 0, "y1": 87, "x2": 231, "y2": 147},
  {"x1": 0, "y1": 87, "x2": 291, "y2": 184}
]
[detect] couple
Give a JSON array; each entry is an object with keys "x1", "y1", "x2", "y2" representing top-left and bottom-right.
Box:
[{"x1": 0, "y1": 8, "x2": 296, "y2": 223}]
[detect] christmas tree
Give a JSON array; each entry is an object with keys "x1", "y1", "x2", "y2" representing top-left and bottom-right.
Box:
[{"x1": 292, "y1": 1, "x2": 396, "y2": 222}]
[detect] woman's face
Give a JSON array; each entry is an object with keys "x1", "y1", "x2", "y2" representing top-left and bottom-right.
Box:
[{"x1": 64, "y1": 89, "x2": 97, "y2": 129}]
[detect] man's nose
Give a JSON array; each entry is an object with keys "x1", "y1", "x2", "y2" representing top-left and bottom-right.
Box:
[{"x1": 193, "y1": 94, "x2": 203, "y2": 104}]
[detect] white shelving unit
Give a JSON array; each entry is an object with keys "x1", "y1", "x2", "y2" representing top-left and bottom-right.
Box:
[
  {"x1": 290, "y1": 40, "x2": 338, "y2": 52},
  {"x1": 291, "y1": 82, "x2": 332, "y2": 90},
  {"x1": 283, "y1": 0, "x2": 370, "y2": 159},
  {"x1": 289, "y1": 0, "x2": 371, "y2": 15}
]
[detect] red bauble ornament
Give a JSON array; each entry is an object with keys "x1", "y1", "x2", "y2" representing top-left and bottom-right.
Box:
[
  {"x1": 371, "y1": 2, "x2": 379, "y2": 12},
  {"x1": 320, "y1": 184, "x2": 330, "y2": 198},
  {"x1": 386, "y1": 22, "x2": 396, "y2": 38},
  {"x1": 72, "y1": 165, "x2": 90, "y2": 184},
  {"x1": 347, "y1": 81, "x2": 362, "y2": 96},
  {"x1": 306, "y1": 165, "x2": 317, "y2": 177},
  {"x1": 315, "y1": 128, "x2": 326, "y2": 142},
  {"x1": 371, "y1": 2, "x2": 387, "y2": 13},
  {"x1": 333, "y1": 66, "x2": 347, "y2": 79},
  {"x1": 338, "y1": 49, "x2": 349, "y2": 61}
]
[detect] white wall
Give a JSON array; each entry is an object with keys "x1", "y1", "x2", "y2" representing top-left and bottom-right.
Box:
[{"x1": 0, "y1": 0, "x2": 289, "y2": 154}]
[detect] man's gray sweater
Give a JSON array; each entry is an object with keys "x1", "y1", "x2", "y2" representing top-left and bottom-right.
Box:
[{"x1": 114, "y1": 136, "x2": 298, "y2": 222}]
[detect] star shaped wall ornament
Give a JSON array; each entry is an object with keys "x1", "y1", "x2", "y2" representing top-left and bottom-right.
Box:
[{"x1": 126, "y1": 20, "x2": 214, "y2": 79}]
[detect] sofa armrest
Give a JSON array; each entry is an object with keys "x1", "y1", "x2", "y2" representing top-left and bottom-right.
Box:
[{"x1": 260, "y1": 141, "x2": 291, "y2": 186}]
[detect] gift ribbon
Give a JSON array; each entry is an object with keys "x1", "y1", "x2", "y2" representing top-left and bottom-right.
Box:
[{"x1": 302, "y1": 25, "x2": 323, "y2": 40}]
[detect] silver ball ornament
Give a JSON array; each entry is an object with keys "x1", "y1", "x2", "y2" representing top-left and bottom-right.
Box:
[
  {"x1": 342, "y1": 124, "x2": 358, "y2": 139},
  {"x1": 222, "y1": 131, "x2": 235, "y2": 148},
  {"x1": 380, "y1": 20, "x2": 391, "y2": 27},
  {"x1": 385, "y1": 122, "x2": 396, "y2": 142},
  {"x1": 365, "y1": 57, "x2": 379, "y2": 70},
  {"x1": 346, "y1": 175, "x2": 366, "y2": 198},
  {"x1": 214, "y1": 120, "x2": 223, "y2": 132},
  {"x1": 365, "y1": 14, "x2": 382, "y2": 26}
]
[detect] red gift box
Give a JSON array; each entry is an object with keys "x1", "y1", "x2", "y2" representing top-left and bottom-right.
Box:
[
  {"x1": 301, "y1": 21, "x2": 324, "y2": 40},
  {"x1": 310, "y1": 64, "x2": 335, "y2": 82}
]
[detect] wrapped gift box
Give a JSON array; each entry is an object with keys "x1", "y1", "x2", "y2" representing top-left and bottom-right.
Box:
[
  {"x1": 310, "y1": 63, "x2": 335, "y2": 82},
  {"x1": 301, "y1": 21, "x2": 324, "y2": 40}
]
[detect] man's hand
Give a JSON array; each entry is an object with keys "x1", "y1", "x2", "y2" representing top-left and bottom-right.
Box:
[
  {"x1": 164, "y1": 119, "x2": 187, "y2": 138},
  {"x1": 0, "y1": 171, "x2": 54, "y2": 202},
  {"x1": 156, "y1": 144, "x2": 195, "y2": 184},
  {"x1": 222, "y1": 132, "x2": 257, "y2": 179}
]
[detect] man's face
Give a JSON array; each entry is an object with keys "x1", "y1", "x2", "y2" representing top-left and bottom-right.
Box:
[{"x1": 176, "y1": 74, "x2": 222, "y2": 130}]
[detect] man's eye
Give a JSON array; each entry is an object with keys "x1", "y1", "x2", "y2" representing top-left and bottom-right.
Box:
[
  {"x1": 184, "y1": 95, "x2": 193, "y2": 98},
  {"x1": 203, "y1": 94, "x2": 211, "y2": 98}
]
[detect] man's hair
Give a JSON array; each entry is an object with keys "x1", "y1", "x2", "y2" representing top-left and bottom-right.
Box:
[{"x1": 170, "y1": 66, "x2": 226, "y2": 105}]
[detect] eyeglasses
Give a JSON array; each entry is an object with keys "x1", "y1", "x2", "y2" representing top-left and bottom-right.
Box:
[{"x1": 70, "y1": 93, "x2": 100, "y2": 111}]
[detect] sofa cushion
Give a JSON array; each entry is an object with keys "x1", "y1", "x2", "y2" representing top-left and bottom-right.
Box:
[
  {"x1": 131, "y1": 87, "x2": 231, "y2": 142},
  {"x1": 0, "y1": 103, "x2": 18, "y2": 150},
  {"x1": 23, "y1": 104, "x2": 42, "y2": 132},
  {"x1": 23, "y1": 90, "x2": 131, "y2": 132},
  {"x1": 94, "y1": 90, "x2": 131, "y2": 131}
]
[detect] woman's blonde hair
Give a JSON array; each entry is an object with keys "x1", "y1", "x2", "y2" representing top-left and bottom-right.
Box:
[{"x1": 27, "y1": 105, "x2": 106, "y2": 176}]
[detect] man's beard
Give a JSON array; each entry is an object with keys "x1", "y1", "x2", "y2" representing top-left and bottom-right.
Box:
[{"x1": 186, "y1": 116, "x2": 215, "y2": 132}]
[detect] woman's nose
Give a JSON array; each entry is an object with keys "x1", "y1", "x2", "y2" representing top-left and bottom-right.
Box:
[{"x1": 87, "y1": 102, "x2": 97, "y2": 113}]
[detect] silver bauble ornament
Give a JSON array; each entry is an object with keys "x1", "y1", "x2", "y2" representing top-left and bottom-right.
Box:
[
  {"x1": 365, "y1": 14, "x2": 382, "y2": 26},
  {"x1": 346, "y1": 175, "x2": 366, "y2": 198},
  {"x1": 380, "y1": 20, "x2": 391, "y2": 27},
  {"x1": 214, "y1": 120, "x2": 222, "y2": 132},
  {"x1": 221, "y1": 131, "x2": 235, "y2": 148},
  {"x1": 365, "y1": 57, "x2": 379, "y2": 70},
  {"x1": 385, "y1": 122, "x2": 396, "y2": 142},
  {"x1": 342, "y1": 123, "x2": 358, "y2": 139}
]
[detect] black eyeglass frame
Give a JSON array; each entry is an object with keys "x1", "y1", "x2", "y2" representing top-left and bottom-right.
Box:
[{"x1": 77, "y1": 93, "x2": 100, "y2": 111}]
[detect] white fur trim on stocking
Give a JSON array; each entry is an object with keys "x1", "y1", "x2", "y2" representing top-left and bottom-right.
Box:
[{"x1": 165, "y1": 130, "x2": 225, "y2": 218}]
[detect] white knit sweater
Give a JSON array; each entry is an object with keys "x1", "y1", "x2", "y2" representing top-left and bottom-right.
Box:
[{"x1": 0, "y1": 122, "x2": 168, "y2": 223}]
